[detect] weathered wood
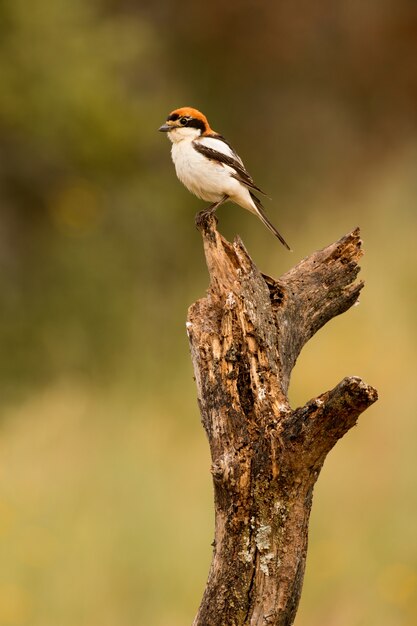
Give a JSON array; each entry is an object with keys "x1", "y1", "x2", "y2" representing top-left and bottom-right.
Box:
[{"x1": 187, "y1": 214, "x2": 377, "y2": 626}]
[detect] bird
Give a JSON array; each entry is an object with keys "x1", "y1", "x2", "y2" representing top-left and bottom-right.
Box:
[{"x1": 158, "y1": 107, "x2": 291, "y2": 249}]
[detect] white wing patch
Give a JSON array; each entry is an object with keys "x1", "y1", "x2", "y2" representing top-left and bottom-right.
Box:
[{"x1": 197, "y1": 136, "x2": 244, "y2": 166}]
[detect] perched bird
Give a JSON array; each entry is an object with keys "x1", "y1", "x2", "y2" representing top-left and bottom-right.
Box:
[{"x1": 158, "y1": 107, "x2": 291, "y2": 249}]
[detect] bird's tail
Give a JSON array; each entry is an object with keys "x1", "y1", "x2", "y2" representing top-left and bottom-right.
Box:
[{"x1": 250, "y1": 193, "x2": 291, "y2": 250}]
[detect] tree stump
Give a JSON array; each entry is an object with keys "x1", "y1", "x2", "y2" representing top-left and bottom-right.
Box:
[{"x1": 186, "y1": 214, "x2": 378, "y2": 626}]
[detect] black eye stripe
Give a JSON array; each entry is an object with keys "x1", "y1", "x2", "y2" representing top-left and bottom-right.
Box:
[
  {"x1": 186, "y1": 118, "x2": 206, "y2": 132},
  {"x1": 166, "y1": 113, "x2": 207, "y2": 133}
]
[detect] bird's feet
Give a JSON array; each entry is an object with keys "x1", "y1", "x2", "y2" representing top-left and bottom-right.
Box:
[
  {"x1": 195, "y1": 196, "x2": 228, "y2": 233},
  {"x1": 195, "y1": 208, "x2": 218, "y2": 234}
]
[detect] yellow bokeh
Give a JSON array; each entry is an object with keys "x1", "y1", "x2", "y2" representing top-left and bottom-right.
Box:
[
  {"x1": 377, "y1": 563, "x2": 417, "y2": 608},
  {"x1": 0, "y1": 584, "x2": 31, "y2": 625}
]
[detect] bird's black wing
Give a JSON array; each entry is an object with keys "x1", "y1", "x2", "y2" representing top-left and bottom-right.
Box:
[{"x1": 193, "y1": 139, "x2": 267, "y2": 195}]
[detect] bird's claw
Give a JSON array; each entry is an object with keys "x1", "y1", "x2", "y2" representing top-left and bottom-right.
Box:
[{"x1": 195, "y1": 208, "x2": 218, "y2": 233}]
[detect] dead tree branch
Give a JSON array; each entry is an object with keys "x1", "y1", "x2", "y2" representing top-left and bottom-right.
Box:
[{"x1": 187, "y1": 215, "x2": 377, "y2": 626}]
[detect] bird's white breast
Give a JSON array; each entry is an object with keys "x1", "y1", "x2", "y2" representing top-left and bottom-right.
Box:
[{"x1": 171, "y1": 139, "x2": 229, "y2": 203}]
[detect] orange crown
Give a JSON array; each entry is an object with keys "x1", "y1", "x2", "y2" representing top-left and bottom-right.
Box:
[{"x1": 169, "y1": 107, "x2": 215, "y2": 135}]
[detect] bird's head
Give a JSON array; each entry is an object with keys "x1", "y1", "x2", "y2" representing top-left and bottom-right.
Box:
[{"x1": 158, "y1": 107, "x2": 214, "y2": 142}]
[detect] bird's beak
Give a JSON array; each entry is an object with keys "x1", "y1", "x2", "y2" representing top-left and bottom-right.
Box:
[{"x1": 158, "y1": 123, "x2": 172, "y2": 132}]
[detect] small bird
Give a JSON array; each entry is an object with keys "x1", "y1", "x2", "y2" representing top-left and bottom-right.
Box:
[{"x1": 159, "y1": 107, "x2": 291, "y2": 249}]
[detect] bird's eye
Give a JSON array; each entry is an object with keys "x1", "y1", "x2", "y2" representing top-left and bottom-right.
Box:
[{"x1": 180, "y1": 117, "x2": 188, "y2": 126}]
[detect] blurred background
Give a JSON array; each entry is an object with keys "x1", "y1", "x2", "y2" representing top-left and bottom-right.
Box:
[{"x1": 0, "y1": 1, "x2": 416, "y2": 624}]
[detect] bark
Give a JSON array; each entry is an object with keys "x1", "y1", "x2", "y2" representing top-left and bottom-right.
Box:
[{"x1": 187, "y1": 214, "x2": 378, "y2": 626}]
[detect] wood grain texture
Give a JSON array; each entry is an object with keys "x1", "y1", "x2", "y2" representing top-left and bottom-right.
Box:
[{"x1": 187, "y1": 214, "x2": 377, "y2": 626}]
